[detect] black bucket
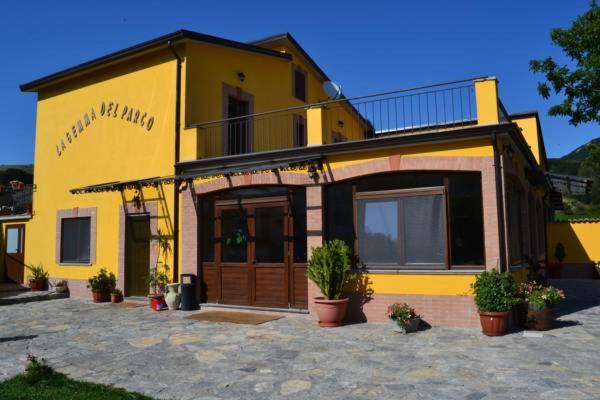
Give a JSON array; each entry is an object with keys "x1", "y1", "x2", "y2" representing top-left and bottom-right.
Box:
[{"x1": 180, "y1": 274, "x2": 198, "y2": 311}]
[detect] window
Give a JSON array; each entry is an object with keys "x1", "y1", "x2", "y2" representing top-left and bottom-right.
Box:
[
  {"x1": 293, "y1": 65, "x2": 307, "y2": 102},
  {"x1": 325, "y1": 171, "x2": 486, "y2": 269},
  {"x1": 294, "y1": 115, "x2": 307, "y2": 147},
  {"x1": 6, "y1": 227, "x2": 21, "y2": 254},
  {"x1": 226, "y1": 96, "x2": 250, "y2": 155},
  {"x1": 448, "y1": 173, "x2": 485, "y2": 265},
  {"x1": 60, "y1": 217, "x2": 91, "y2": 263},
  {"x1": 356, "y1": 188, "x2": 446, "y2": 268}
]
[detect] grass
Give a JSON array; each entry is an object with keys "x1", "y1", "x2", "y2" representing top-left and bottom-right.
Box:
[{"x1": 0, "y1": 355, "x2": 154, "y2": 400}]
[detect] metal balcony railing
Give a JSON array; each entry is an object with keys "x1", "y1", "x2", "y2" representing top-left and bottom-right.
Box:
[{"x1": 190, "y1": 77, "x2": 486, "y2": 160}]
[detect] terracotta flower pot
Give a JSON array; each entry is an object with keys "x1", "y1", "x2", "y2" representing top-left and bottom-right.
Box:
[
  {"x1": 527, "y1": 305, "x2": 553, "y2": 331},
  {"x1": 148, "y1": 294, "x2": 165, "y2": 311},
  {"x1": 111, "y1": 293, "x2": 123, "y2": 303},
  {"x1": 478, "y1": 311, "x2": 510, "y2": 336},
  {"x1": 91, "y1": 289, "x2": 110, "y2": 303},
  {"x1": 29, "y1": 278, "x2": 46, "y2": 291},
  {"x1": 313, "y1": 297, "x2": 349, "y2": 327}
]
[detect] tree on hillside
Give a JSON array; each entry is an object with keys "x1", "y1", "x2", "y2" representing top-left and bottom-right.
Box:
[
  {"x1": 530, "y1": 1, "x2": 600, "y2": 126},
  {"x1": 578, "y1": 143, "x2": 600, "y2": 204}
]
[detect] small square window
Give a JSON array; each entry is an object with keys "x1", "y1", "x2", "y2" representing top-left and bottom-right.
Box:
[
  {"x1": 60, "y1": 217, "x2": 91, "y2": 263},
  {"x1": 293, "y1": 65, "x2": 307, "y2": 102}
]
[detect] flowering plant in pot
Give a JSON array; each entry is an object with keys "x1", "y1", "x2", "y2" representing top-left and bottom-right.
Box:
[
  {"x1": 527, "y1": 286, "x2": 565, "y2": 330},
  {"x1": 54, "y1": 280, "x2": 68, "y2": 294},
  {"x1": 307, "y1": 240, "x2": 356, "y2": 327},
  {"x1": 146, "y1": 229, "x2": 172, "y2": 311},
  {"x1": 513, "y1": 281, "x2": 543, "y2": 328},
  {"x1": 471, "y1": 269, "x2": 516, "y2": 336},
  {"x1": 387, "y1": 303, "x2": 421, "y2": 334},
  {"x1": 86, "y1": 268, "x2": 116, "y2": 303},
  {"x1": 111, "y1": 288, "x2": 123, "y2": 303},
  {"x1": 25, "y1": 263, "x2": 49, "y2": 291}
]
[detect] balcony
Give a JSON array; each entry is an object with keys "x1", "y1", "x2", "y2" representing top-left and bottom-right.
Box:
[{"x1": 188, "y1": 76, "x2": 505, "y2": 161}]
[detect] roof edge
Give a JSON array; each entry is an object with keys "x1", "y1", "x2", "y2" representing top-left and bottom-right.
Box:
[
  {"x1": 20, "y1": 29, "x2": 292, "y2": 92},
  {"x1": 250, "y1": 32, "x2": 330, "y2": 81}
]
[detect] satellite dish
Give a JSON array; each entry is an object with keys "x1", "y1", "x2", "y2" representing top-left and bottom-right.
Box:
[{"x1": 323, "y1": 81, "x2": 342, "y2": 99}]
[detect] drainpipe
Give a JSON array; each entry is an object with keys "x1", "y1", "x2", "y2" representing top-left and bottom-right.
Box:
[
  {"x1": 492, "y1": 131, "x2": 508, "y2": 272},
  {"x1": 168, "y1": 40, "x2": 182, "y2": 282}
]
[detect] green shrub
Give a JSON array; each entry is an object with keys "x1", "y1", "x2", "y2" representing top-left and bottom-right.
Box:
[
  {"x1": 307, "y1": 240, "x2": 355, "y2": 300},
  {"x1": 86, "y1": 268, "x2": 116, "y2": 292},
  {"x1": 471, "y1": 269, "x2": 516, "y2": 312},
  {"x1": 23, "y1": 354, "x2": 54, "y2": 384}
]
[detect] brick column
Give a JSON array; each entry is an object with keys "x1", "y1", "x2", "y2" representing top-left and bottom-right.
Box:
[
  {"x1": 306, "y1": 185, "x2": 323, "y2": 316},
  {"x1": 180, "y1": 186, "x2": 198, "y2": 276}
]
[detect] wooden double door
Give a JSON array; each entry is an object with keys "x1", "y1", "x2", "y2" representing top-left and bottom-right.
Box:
[{"x1": 206, "y1": 196, "x2": 295, "y2": 308}]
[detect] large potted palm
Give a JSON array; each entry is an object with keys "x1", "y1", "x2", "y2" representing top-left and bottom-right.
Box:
[
  {"x1": 147, "y1": 229, "x2": 171, "y2": 311},
  {"x1": 471, "y1": 269, "x2": 516, "y2": 336},
  {"x1": 307, "y1": 240, "x2": 356, "y2": 327}
]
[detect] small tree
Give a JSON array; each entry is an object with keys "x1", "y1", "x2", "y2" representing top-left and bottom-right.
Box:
[
  {"x1": 307, "y1": 240, "x2": 355, "y2": 300},
  {"x1": 147, "y1": 229, "x2": 171, "y2": 295},
  {"x1": 530, "y1": 1, "x2": 600, "y2": 126}
]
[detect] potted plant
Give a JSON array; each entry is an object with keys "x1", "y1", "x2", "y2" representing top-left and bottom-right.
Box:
[
  {"x1": 54, "y1": 280, "x2": 68, "y2": 294},
  {"x1": 86, "y1": 268, "x2": 116, "y2": 303},
  {"x1": 387, "y1": 303, "x2": 421, "y2": 334},
  {"x1": 147, "y1": 229, "x2": 172, "y2": 311},
  {"x1": 307, "y1": 240, "x2": 356, "y2": 327},
  {"x1": 527, "y1": 286, "x2": 565, "y2": 330},
  {"x1": 111, "y1": 288, "x2": 123, "y2": 303},
  {"x1": 25, "y1": 264, "x2": 49, "y2": 291},
  {"x1": 513, "y1": 281, "x2": 543, "y2": 328},
  {"x1": 548, "y1": 243, "x2": 566, "y2": 279},
  {"x1": 471, "y1": 269, "x2": 516, "y2": 336}
]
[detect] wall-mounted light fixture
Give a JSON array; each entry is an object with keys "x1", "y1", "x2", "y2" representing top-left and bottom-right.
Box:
[
  {"x1": 503, "y1": 144, "x2": 514, "y2": 160},
  {"x1": 237, "y1": 72, "x2": 246, "y2": 82}
]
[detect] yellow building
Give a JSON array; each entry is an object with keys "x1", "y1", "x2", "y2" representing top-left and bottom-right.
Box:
[{"x1": 16, "y1": 30, "x2": 550, "y2": 327}]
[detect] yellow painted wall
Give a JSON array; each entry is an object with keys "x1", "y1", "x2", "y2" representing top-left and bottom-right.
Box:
[
  {"x1": 181, "y1": 41, "x2": 364, "y2": 160},
  {"x1": 26, "y1": 49, "x2": 178, "y2": 284},
  {"x1": 547, "y1": 222, "x2": 600, "y2": 264},
  {"x1": 512, "y1": 115, "x2": 544, "y2": 169},
  {"x1": 354, "y1": 273, "x2": 476, "y2": 296},
  {"x1": 327, "y1": 137, "x2": 494, "y2": 169}
]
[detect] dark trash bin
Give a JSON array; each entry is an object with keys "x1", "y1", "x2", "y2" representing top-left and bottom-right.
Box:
[{"x1": 180, "y1": 274, "x2": 198, "y2": 311}]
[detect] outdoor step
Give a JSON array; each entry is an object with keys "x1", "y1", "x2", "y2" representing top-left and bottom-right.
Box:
[{"x1": 0, "y1": 291, "x2": 69, "y2": 306}]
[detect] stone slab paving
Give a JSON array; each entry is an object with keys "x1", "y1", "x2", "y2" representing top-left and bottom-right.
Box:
[{"x1": 0, "y1": 279, "x2": 599, "y2": 399}]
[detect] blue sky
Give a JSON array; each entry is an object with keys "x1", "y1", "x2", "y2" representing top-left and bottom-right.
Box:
[{"x1": 1, "y1": 0, "x2": 597, "y2": 164}]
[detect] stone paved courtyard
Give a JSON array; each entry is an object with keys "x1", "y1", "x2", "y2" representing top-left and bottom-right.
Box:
[{"x1": 1, "y1": 279, "x2": 600, "y2": 400}]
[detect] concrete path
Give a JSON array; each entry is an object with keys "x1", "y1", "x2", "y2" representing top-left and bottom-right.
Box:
[{"x1": 0, "y1": 279, "x2": 599, "y2": 399}]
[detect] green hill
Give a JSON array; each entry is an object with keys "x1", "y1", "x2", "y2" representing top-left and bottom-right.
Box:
[
  {"x1": 548, "y1": 137, "x2": 600, "y2": 176},
  {"x1": 548, "y1": 137, "x2": 600, "y2": 220}
]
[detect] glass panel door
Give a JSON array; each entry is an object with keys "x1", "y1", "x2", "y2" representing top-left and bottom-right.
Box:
[
  {"x1": 220, "y1": 209, "x2": 248, "y2": 263},
  {"x1": 254, "y1": 206, "x2": 285, "y2": 263}
]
